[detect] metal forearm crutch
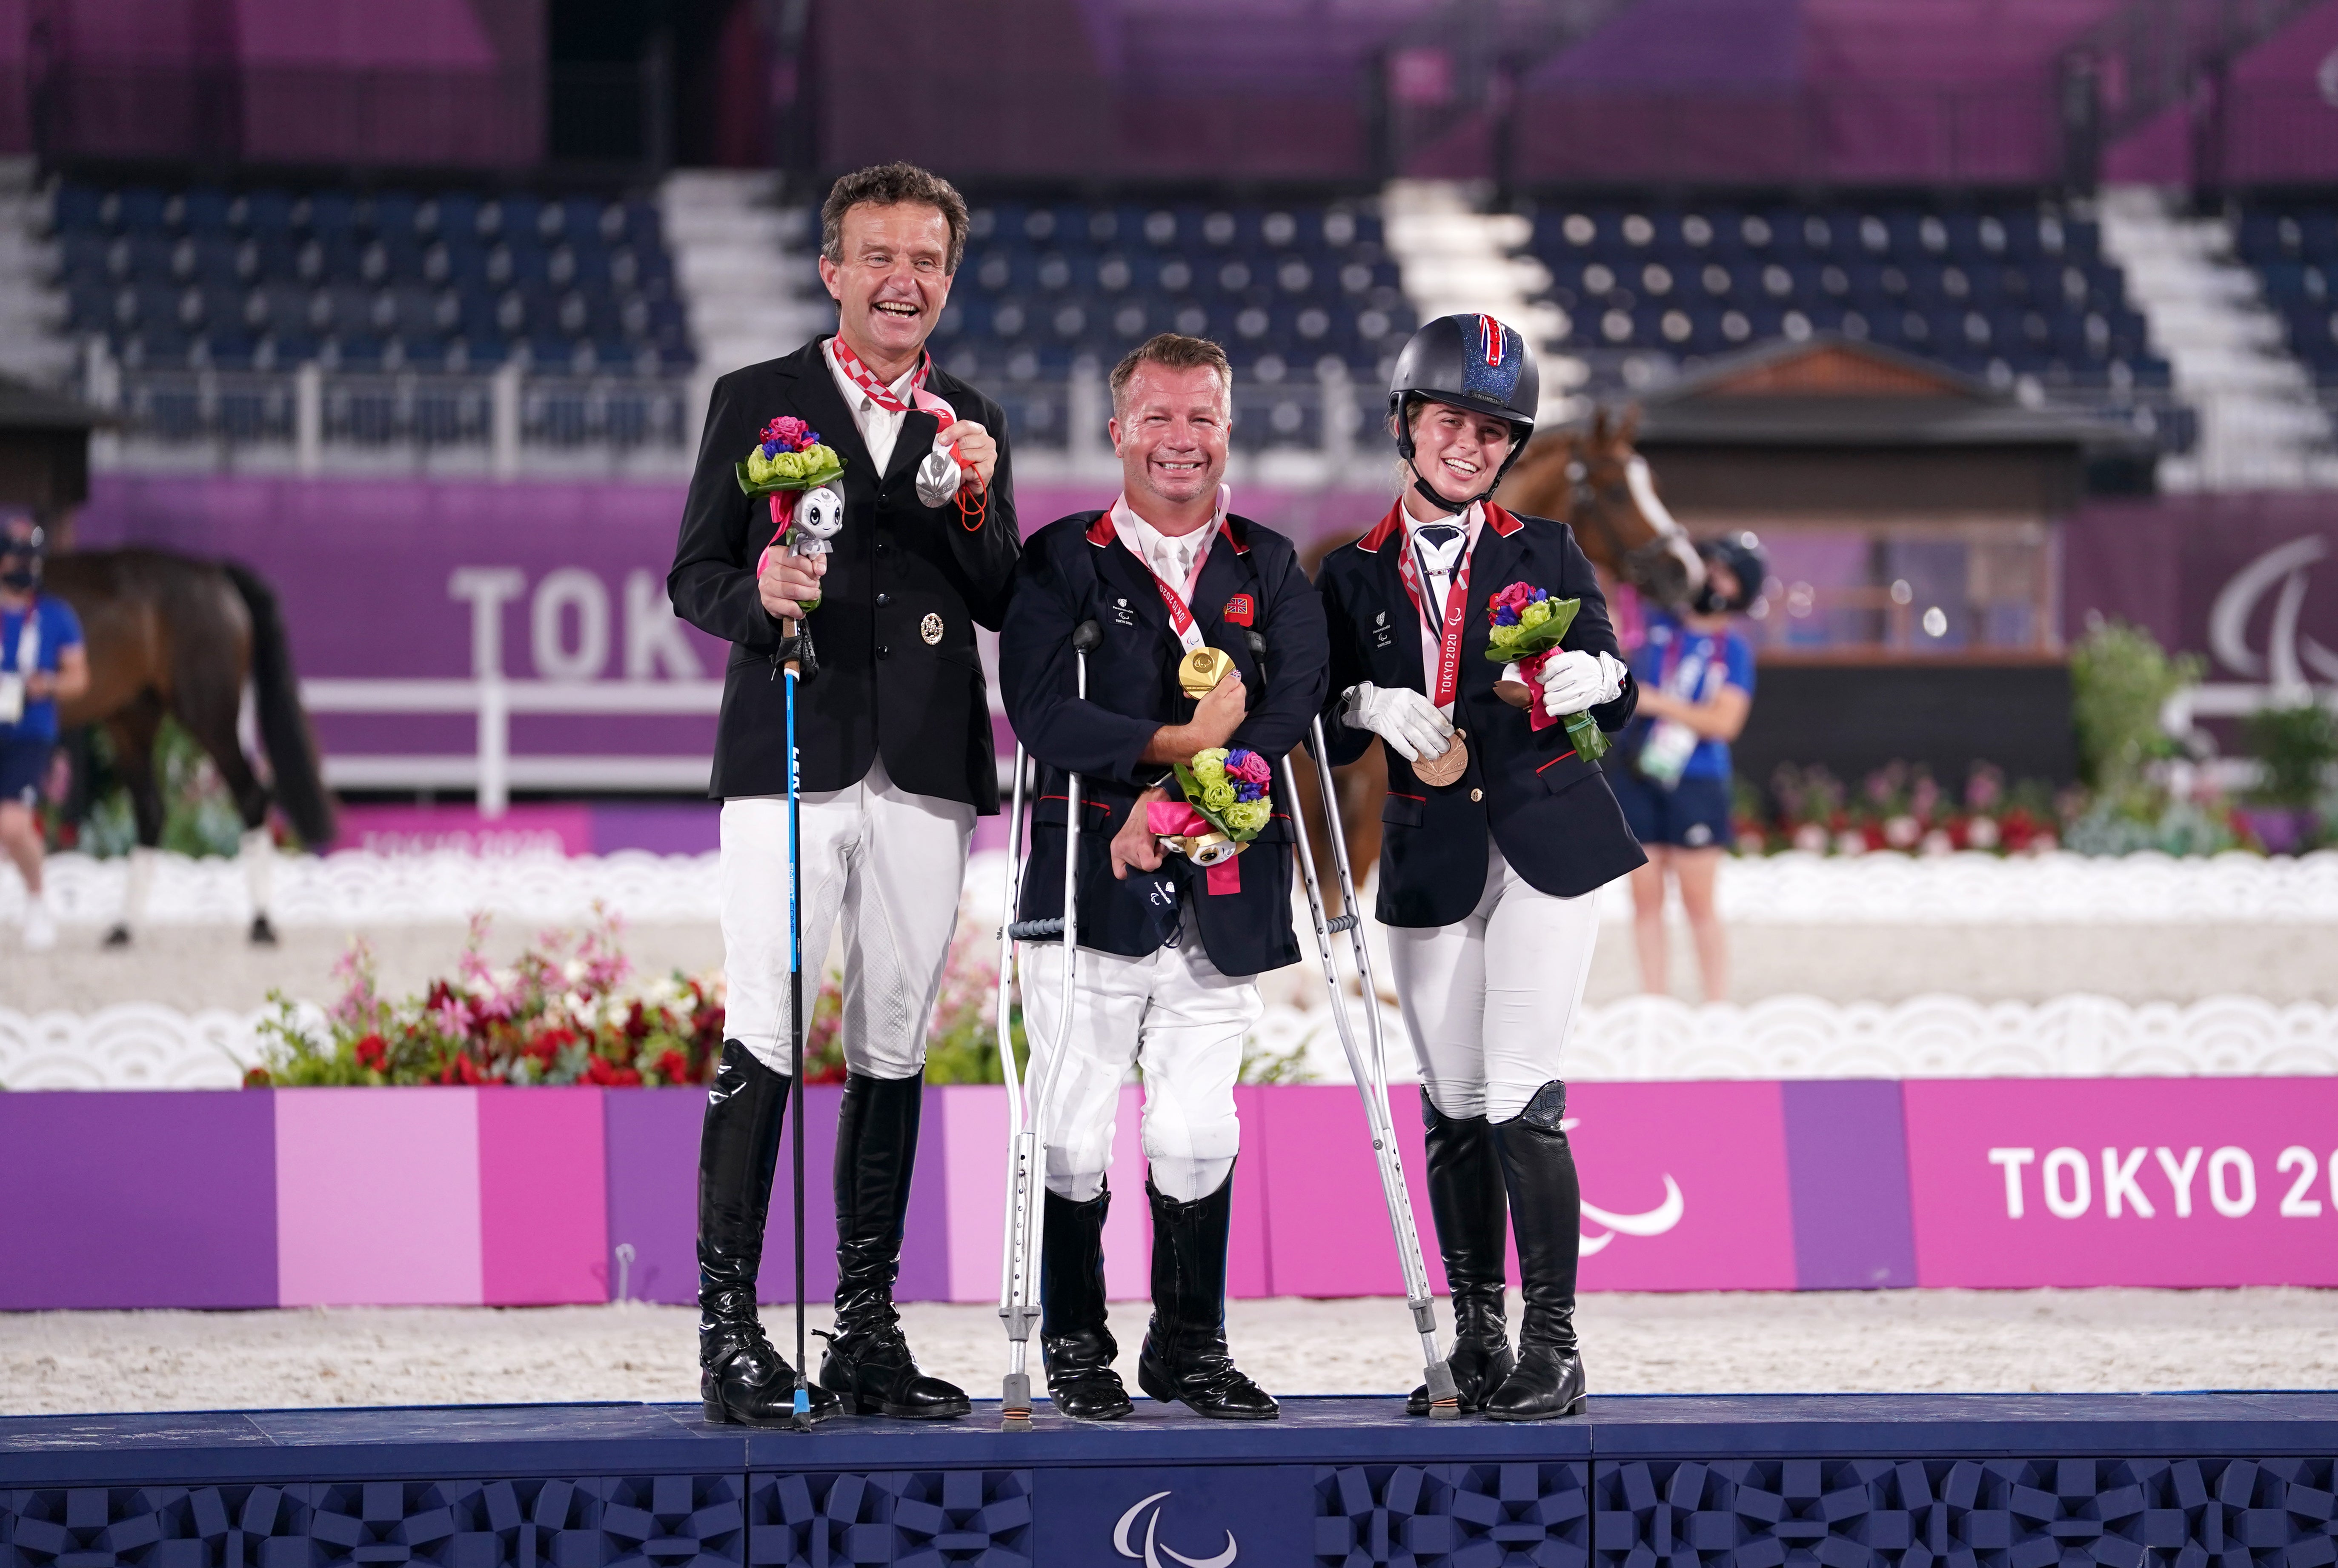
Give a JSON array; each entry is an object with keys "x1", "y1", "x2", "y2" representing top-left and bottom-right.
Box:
[
  {"x1": 997, "y1": 618, "x2": 1101, "y2": 1431},
  {"x1": 1281, "y1": 715, "x2": 1461, "y2": 1417}
]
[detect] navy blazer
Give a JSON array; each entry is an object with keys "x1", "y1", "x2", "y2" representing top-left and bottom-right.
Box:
[
  {"x1": 1317, "y1": 502, "x2": 1646, "y2": 925},
  {"x1": 667, "y1": 337, "x2": 1021, "y2": 808},
  {"x1": 1001, "y1": 509, "x2": 1329, "y2": 978}
]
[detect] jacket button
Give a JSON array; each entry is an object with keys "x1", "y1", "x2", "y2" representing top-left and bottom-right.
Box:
[
  {"x1": 1470, "y1": 788, "x2": 1484, "y2": 803},
  {"x1": 877, "y1": 644, "x2": 891, "y2": 658},
  {"x1": 875, "y1": 592, "x2": 890, "y2": 607}
]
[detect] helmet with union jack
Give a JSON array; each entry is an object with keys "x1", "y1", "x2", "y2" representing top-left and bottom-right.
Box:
[{"x1": 1388, "y1": 313, "x2": 1540, "y2": 506}]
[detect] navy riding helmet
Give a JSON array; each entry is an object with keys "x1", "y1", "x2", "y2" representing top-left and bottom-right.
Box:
[{"x1": 1388, "y1": 312, "x2": 1541, "y2": 512}]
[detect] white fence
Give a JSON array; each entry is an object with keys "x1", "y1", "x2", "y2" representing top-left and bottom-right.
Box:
[
  {"x1": 302, "y1": 676, "x2": 722, "y2": 812},
  {"x1": 11, "y1": 992, "x2": 2338, "y2": 1092}
]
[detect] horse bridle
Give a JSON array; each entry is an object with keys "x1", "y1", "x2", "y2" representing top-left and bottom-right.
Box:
[{"x1": 1563, "y1": 451, "x2": 1689, "y2": 594}]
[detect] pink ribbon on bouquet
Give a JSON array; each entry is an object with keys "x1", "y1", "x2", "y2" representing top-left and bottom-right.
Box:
[
  {"x1": 755, "y1": 492, "x2": 797, "y2": 582},
  {"x1": 1516, "y1": 649, "x2": 1561, "y2": 733},
  {"x1": 1147, "y1": 801, "x2": 1243, "y2": 894}
]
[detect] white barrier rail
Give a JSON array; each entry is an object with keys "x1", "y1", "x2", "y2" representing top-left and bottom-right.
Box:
[
  {"x1": 300, "y1": 677, "x2": 725, "y2": 811},
  {"x1": 11, "y1": 992, "x2": 2337, "y2": 1092},
  {"x1": 9, "y1": 847, "x2": 2338, "y2": 930}
]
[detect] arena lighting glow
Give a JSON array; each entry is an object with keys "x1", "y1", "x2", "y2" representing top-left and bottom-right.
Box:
[{"x1": 1923, "y1": 606, "x2": 1950, "y2": 637}]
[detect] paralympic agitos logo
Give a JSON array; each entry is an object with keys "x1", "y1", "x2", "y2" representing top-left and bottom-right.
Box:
[
  {"x1": 1565, "y1": 1113, "x2": 1687, "y2": 1255},
  {"x1": 1114, "y1": 1491, "x2": 1238, "y2": 1568}
]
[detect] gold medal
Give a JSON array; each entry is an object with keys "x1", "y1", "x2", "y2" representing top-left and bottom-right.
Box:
[
  {"x1": 1414, "y1": 730, "x2": 1469, "y2": 788},
  {"x1": 1178, "y1": 645, "x2": 1235, "y2": 697}
]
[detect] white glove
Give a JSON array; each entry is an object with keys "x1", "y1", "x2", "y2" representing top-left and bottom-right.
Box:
[
  {"x1": 1535, "y1": 649, "x2": 1629, "y2": 717},
  {"x1": 1342, "y1": 682, "x2": 1453, "y2": 763}
]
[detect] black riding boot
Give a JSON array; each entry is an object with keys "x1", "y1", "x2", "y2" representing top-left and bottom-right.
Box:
[
  {"x1": 817, "y1": 1073, "x2": 971, "y2": 1419},
  {"x1": 1407, "y1": 1094, "x2": 1515, "y2": 1416},
  {"x1": 1136, "y1": 1169, "x2": 1279, "y2": 1420},
  {"x1": 697, "y1": 1039, "x2": 840, "y2": 1426},
  {"x1": 1040, "y1": 1185, "x2": 1133, "y2": 1420},
  {"x1": 1483, "y1": 1081, "x2": 1587, "y2": 1422}
]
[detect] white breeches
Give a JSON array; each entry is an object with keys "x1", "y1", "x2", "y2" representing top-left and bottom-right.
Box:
[
  {"x1": 1020, "y1": 926, "x2": 1260, "y2": 1204},
  {"x1": 719, "y1": 755, "x2": 975, "y2": 1080},
  {"x1": 1386, "y1": 834, "x2": 1603, "y2": 1124}
]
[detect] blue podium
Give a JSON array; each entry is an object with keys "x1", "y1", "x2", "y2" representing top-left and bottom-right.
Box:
[{"x1": 5, "y1": 1394, "x2": 2336, "y2": 1566}]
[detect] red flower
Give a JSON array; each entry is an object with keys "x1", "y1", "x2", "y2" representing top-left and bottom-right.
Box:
[
  {"x1": 585, "y1": 1054, "x2": 644, "y2": 1088},
  {"x1": 653, "y1": 1049, "x2": 690, "y2": 1083},
  {"x1": 354, "y1": 1033, "x2": 389, "y2": 1071},
  {"x1": 524, "y1": 1026, "x2": 576, "y2": 1064},
  {"x1": 1488, "y1": 581, "x2": 1537, "y2": 619},
  {"x1": 242, "y1": 1066, "x2": 272, "y2": 1088}
]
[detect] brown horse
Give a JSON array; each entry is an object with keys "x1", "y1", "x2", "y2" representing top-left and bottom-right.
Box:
[
  {"x1": 1292, "y1": 407, "x2": 1703, "y2": 905},
  {"x1": 46, "y1": 550, "x2": 335, "y2": 944}
]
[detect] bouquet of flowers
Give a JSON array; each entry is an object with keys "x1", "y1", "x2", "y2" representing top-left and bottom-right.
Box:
[
  {"x1": 1176, "y1": 746, "x2": 1274, "y2": 839},
  {"x1": 736, "y1": 415, "x2": 844, "y2": 499},
  {"x1": 741, "y1": 415, "x2": 847, "y2": 614},
  {"x1": 1484, "y1": 582, "x2": 1608, "y2": 762}
]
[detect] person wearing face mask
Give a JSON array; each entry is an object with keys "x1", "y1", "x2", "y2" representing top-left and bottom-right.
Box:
[
  {"x1": 667, "y1": 163, "x2": 1020, "y2": 1427},
  {"x1": 0, "y1": 515, "x2": 89, "y2": 954},
  {"x1": 999, "y1": 333, "x2": 1328, "y2": 1423},
  {"x1": 1314, "y1": 314, "x2": 1643, "y2": 1422},
  {"x1": 1611, "y1": 531, "x2": 1765, "y2": 1002}
]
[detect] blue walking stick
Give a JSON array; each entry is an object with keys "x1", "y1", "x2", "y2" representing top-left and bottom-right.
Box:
[{"x1": 783, "y1": 614, "x2": 816, "y2": 1429}]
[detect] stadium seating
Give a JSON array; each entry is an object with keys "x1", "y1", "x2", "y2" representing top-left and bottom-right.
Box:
[
  {"x1": 48, "y1": 180, "x2": 693, "y2": 377},
  {"x1": 2232, "y1": 200, "x2": 2338, "y2": 385},
  {"x1": 1513, "y1": 198, "x2": 2169, "y2": 395},
  {"x1": 933, "y1": 197, "x2": 1414, "y2": 452}
]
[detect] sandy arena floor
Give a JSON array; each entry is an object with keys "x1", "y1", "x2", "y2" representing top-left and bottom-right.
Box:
[{"x1": 3, "y1": 1290, "x2": 2331, "y2": 1416}]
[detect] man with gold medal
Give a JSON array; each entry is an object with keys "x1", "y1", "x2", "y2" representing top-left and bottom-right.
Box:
[
  {"x1": 1317, "y1": 314, "x2": 1643, "y2": 1421},
  {"x1": 999, "y1": 333, "x2": 1328, "y2": 1422}
]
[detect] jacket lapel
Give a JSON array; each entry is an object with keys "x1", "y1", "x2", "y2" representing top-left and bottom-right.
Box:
[
  {"x1": 1359, "y1": 527, "x2": 1430, "y2": 694},
  {"x1": 1459, "y1": 518, "x2": 1529, "y2": 670},
  {"x1": 887, "y1": 409, "x2": 940, "y2": 492},
  {"x1": 1191, "y1": 521, "x2": 1260, "y2": 645},
  {"x1": 1088, "y1": 519, "x2": 1174, "y2": 651},
  {"x1": 775, "y1": 337, "x2": 879, "y2": 487}
]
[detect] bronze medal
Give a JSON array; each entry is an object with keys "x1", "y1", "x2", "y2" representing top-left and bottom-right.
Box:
[
  {"x1": 1414, "y1": 730, "x2": 1469, "y2": 788},
  {"x1": 1178, "y1": 645, "x2": 1235, "y2": 697}
]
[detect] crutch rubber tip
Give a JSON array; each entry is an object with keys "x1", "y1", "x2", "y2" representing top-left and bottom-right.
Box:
[
  {"x1": 1002, "y1": 1409, "x2": 1035, "y2": 1432},
  {"x1": 1428, "y1": 1397, "x2": 1463, "y2": 1419}
]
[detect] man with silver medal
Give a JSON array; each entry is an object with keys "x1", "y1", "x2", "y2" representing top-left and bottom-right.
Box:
[
  {"x1": 667, "y1": 162, "x2": 1020, "y2": 1428},
  {"x1": 1316, "y1": 314, "x2": 1644, "y2": 1420}
]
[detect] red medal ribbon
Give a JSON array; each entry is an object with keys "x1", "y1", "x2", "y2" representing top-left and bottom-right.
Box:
[
  {"x1": 1102, "y1": 496, "x2": 1222, "y2": 657},
  {"x1": 828, "y1": 335, "x2": 930, "y2": 415},
  {"x1": 1390, "y1": 506, "x2": 1476, "y2": 711}
]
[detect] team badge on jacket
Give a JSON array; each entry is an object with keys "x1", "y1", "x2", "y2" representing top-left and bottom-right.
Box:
[
  {"x1": 920, "y1": 613, "x2": 944, "y2": 646},
  {"x1": 1222, "y1": 592, "x2": 1255, "y2": 628}
]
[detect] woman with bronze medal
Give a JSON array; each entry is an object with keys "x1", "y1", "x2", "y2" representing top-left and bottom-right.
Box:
[{"x1": 1315, "y1": 314, "x2": 1645, "y2": 1421}]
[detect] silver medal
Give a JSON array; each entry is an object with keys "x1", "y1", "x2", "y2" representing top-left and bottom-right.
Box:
[{"x1": 915, "y1": 444, "x2": 963, "y2": 508}]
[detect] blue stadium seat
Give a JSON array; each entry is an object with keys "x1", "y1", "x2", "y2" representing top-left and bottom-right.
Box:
[{"x1": 53, "y1": 177, "x2": 696, "y2": 376}]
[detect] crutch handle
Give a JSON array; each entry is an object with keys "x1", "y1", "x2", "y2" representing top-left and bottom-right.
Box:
[
  {"x1": 1008, "y1": 917, "x2": 1064, "y2": 940},
  {"x1": 1326, "y1": 912, "x2": 1359, "y2": 934}
]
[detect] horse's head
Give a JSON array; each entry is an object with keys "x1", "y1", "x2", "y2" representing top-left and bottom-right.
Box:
[{"x1": 1571, "y1": 407, "x2": 1704, "y2": 611}]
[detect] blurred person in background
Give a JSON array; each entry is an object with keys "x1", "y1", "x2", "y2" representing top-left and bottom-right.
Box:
[
  {"x1": 668, "y1": 162, "x2": 1019, "y2": 1427},
  {"x1": 0, "y1": 515, "x2": 87, "y2": 954},
  {"x1": 1612, "y1": 532, "x2": 1765, "y2": 1001}
]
